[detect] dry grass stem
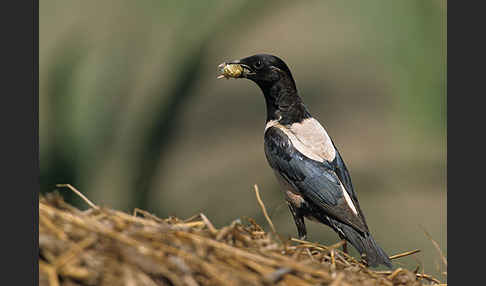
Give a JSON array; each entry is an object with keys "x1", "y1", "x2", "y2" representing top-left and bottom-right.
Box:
[
  {"x1": 39, "y1": 188, "x2": 445, "y2": 286},
  {"x1": 199, "y1": 213, "x2": 218, "y2": 235},
  {"x1": 55, "y1": 184, "x2": 99, "y2": 210},
  {"x1": 389, "y1": 249, "x2": 421, "y2": 260},
  {"x1": 421, "y1": 226, "x2": 447, "y2": 267},
  {"x1": 253, "y1": 184, "x2": 277, "y2": 235}
]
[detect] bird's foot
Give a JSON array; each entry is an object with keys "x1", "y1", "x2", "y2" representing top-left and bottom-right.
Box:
[{"x1": 360, "y1": 254, "x2": 369, "y2": 267}]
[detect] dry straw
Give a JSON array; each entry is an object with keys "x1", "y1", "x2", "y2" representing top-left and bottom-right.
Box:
[{"x1": 39, "y1": 184, "x2": 445, "y2": 286}]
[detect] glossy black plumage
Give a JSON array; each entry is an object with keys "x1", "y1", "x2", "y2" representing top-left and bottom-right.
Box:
[
  {"x1": 264, "y1": 127, "x2": 368, "y2": 233},
  {"x1": 264, "y1": 125, "x2": 391, "y2": 268},
  {"x1": 221, "y1": 54, "x2": 392, "y2": 268}
]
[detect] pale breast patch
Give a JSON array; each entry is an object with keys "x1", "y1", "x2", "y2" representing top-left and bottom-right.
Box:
[{"x1": 265, "y1": 118, "x2": 336, "y2": 162}]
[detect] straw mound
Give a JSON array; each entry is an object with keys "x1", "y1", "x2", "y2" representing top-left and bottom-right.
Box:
[{"x1": 39, "y1": 192, "x2": 442, "y2": 286}]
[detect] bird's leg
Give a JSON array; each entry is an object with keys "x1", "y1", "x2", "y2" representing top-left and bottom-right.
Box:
[
  {"x1": 335, "y1": 230, "x2": 348, "y2": 254},
  {"x1": 342, "y1": 240, "x2": 348, "y2": 254},
  {"x1": 287, "y1": 202, "x2": 307, "y2": 240}
]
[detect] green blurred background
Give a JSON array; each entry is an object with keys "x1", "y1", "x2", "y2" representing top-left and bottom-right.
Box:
[{"x1": 40, "y1": 0, "x2": 446, "y2": 280}]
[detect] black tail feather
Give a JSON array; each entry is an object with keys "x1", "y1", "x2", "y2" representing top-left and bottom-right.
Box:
[{"x1": 333, "y1": 220, "x2": 392, "y2": 268}]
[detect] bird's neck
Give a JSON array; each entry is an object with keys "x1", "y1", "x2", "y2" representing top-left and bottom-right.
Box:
[{"x1": 259, "y1": 78, "x2": 311, "y2": 125}]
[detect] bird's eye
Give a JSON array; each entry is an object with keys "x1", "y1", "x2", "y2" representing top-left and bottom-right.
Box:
[{"x1": 254, "y1": 60, "x2": 264, "y2": 70}]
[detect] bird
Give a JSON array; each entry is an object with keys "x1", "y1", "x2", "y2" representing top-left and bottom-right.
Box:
[{"x1": 218, "y1": 54, "x2": 392, "y2": 268}]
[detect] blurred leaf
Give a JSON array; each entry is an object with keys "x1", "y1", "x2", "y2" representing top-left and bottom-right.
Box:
[
  {"x1": 130, "y1": 0, "x2": 289, "y2": 212},
  {"x1": 40, "y1": 34, "x2": 88, "y2": 206}
]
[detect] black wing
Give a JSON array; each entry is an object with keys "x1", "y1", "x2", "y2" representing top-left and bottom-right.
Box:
[
  {"x1": 332, "y1": 144, "x2": 369, "y2": 229},
  {"x1": 264, "y1": 127, "x2": 368, "y2": 234}
]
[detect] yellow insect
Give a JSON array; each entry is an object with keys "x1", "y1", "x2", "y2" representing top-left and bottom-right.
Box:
[{"x1": 217, "y1": 63, "x2": 243, "y2": 79}]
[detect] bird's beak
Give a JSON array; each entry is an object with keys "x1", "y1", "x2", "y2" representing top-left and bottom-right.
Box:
[{"x1": 217, "y1": 60, "x2": 254, "y2": 79}]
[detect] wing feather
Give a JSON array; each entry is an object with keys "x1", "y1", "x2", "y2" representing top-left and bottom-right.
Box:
[
  {"x1": 264, "y1": 126, "x2": 368, "y2": 234},
  {"x1": 332, "y1": 145, "x2": 369, "y2": 229}
]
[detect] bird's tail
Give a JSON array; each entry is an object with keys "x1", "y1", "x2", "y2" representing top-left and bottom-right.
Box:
[{"x1": 335, "y1": 221, "x2": 392, "y2": 268}]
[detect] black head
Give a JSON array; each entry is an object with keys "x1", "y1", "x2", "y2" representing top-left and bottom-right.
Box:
[
  {"x1": 228, "y1": 54, "x2": 296, "y2": 89},
  {"x1": 221, "y1": 54, "x2": 310, "y2": 124}
]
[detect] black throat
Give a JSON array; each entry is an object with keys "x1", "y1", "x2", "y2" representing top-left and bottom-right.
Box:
[{"x1": 256, "y1": 76, "x2": 311, "y2": 125}]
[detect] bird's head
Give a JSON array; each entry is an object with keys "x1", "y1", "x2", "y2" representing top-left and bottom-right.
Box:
[
  {"x1": 218, "y1": 54, "x2": 295, "y2": 88},
  {"x1": 218, "y1": 54, "x2": 306, "y2": 123}
]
